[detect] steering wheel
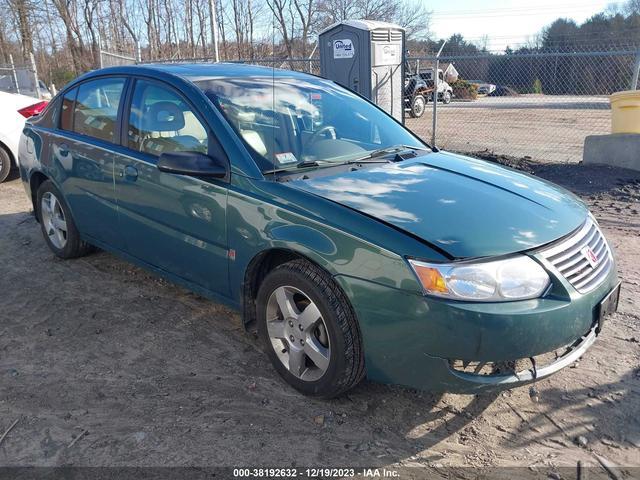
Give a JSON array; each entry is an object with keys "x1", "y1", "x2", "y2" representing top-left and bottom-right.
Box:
[{"x1": 308, "y1": 125, "x2": 338, "y2": 145}]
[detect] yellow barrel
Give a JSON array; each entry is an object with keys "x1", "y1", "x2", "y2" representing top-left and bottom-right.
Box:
[{"x1": 610, "y1": 90, "x2": 640, "y2": 134}]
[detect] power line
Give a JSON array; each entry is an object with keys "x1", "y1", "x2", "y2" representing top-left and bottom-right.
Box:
[{"x1": 430, "y1": 2, "x2": 608, "y2": 17}]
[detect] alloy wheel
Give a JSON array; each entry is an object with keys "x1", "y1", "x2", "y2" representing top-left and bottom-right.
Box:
[
  {"x1": 41, "y1": 191, "x2": 68, "y2": 249},
  {"x1": 265, "y1": 285, "x2": 331, "y2": 381}
]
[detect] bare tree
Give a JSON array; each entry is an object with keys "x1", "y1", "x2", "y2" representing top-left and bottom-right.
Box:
[
  {"x1": 395, "y1": 0, "x2": 430, "y2": 40},
  {"x1": 266, "y1": 0, "x2": 294, "y2": 58},
  {"x1": 81, "y1": 0, "x2": 99, "y2": 67},
  {"x1": 217, "y1": 0, "x2": 228, "y2": 59},
  {"x1": 118, "y1": 0, "x2": 140, "y2": 51},
  {"x1": 0, "y1": 4, "x2": 13, "y2": 63},
  {"x1": 8, "y1": 0, "x2": 34, "y2": 60},
  {"x1": 293, "y1": 0, "x2": 316, "y2": 57},
  {"x1": 625, "y1": 0, "x2": 640, "y2": 14},
  {"x1": 52, "y1": 0, "x2": 88, "y2": 72},
  {"x1": 195, "y1": 0, "x2": 207, "y2": 55}
]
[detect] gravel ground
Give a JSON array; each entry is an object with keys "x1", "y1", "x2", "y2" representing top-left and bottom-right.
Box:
[
  {"x1": 0, "y1": 158, "x2": 639, "y2": 477},
  {"x1": 406, "y1": 95, "x2": 611, "y2": 163}
]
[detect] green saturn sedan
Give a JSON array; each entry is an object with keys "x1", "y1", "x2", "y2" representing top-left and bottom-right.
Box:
[{"x1": 18, "y1": 63, "x2": 620, "y2": 398}]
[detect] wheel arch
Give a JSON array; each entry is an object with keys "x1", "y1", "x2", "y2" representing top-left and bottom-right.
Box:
[
  {"x1": 29, "y1": 170, "x2": 50, "y2": 219},
  {"x1": 0, "y1": 140, "x2": 16, "y2": 167},
  {"x1": 241, "y1": 248, "x2": 342, "y2": 330}
]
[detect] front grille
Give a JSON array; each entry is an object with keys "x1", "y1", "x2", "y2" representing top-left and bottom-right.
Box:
[{"x1": 540, "y1": 217, "x2": 613, "y2": 293}]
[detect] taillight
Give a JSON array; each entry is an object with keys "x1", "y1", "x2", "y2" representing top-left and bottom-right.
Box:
[{"x1": 17, "y1": 101, "x2": 48, "y2": 118}]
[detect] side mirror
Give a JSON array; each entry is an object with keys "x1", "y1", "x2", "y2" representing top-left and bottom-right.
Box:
[{"x1": 157, "y1": 151, "x2": 228, "y2": 178}]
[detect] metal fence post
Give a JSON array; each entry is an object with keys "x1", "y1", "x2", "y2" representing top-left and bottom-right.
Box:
[
  {"x1": 9, "y1": 54, "x2": 20, "y2": 94},
  {"x1": 29, "y1": 52, "x2": 41, "y2": 99},
  {"x1": 432, "y1": 41, "x2": 446, "y2": 148},
  {"x1": 98, "y1": 33, "x2": 104, "y2": 69},
  {"x1": 307, "y1": 42, "x2": 318, "y2": 74},
  {"x1": 631, "y1": 48, "x2": 640, "y2": 90},
  {"x1": 136, "y1": 41, "x2": 142, "y2": 63},
  {"x1": 432, "y1": 58, "x2": 438, "y2": 147}
]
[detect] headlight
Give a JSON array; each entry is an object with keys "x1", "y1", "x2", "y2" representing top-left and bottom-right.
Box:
[{"x1": 408, "y1": 256, "x2": 550, "y2": 302}]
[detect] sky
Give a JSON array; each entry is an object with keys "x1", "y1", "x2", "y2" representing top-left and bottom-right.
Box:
[{"x1": 428, "y1": 0, "x2": 614, "y2": 51}]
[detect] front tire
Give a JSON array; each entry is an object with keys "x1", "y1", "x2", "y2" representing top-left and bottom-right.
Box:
[
  {"x1": 256, "y1": 259, "x2": 365, "y2": 398},
  {"x1": 443, "y1": 91, "x2": 452, "y2": 104},
  {"x1": 37, "y1": 180, "x2": 93, "y2": 259}
]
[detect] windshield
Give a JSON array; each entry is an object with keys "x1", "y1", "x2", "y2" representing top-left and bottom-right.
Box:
[{"x1": 195, "y1": 76, "x2": 425, "y2": 173}]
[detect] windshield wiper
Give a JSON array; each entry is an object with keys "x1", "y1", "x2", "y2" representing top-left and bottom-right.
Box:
[
  {"x1": 263, "y1": 145, "x2": 429, "y2": 175},
  {"x1": 339, "y1": 144, "x2": 429, "y2": 165},
  {"x1": 366, "y1": 144, "x2": 429, "y2": 159},
  {"x1": 296, "y1": 160, "x2": 322, "y2": 168},
  {"x1": 263, "y1": 160, "x2": 331, "y2": 175}
]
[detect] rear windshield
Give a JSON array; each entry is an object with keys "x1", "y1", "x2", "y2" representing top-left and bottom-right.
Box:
[{"x1": 195, "y1": 76, "x2": 423, "y2": 172}]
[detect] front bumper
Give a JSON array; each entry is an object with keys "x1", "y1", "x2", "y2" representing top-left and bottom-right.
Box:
[
  {"x1": 435, "y1": 321, "x2": 599, "y2": 390},
  {"x1": 335, "y1": 260, "x2": 619, "y2": 393}
]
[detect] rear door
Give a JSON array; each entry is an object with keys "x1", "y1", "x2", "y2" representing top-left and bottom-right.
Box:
[
  {"x1": 113, "y1": 77, "x2": 230, "y2": 296},
  {"x1": 53, "y1": 76, "x2": 127, "y2": 248}
]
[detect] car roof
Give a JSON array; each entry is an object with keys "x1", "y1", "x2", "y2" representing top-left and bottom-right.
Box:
[{"x1": 76, "y1": 62, "x2": 319, "y2": 83}]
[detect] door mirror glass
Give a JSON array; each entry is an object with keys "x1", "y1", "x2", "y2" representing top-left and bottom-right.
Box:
[{"x1": 157, "y1": 151, "x2": 227, "y2": 178}]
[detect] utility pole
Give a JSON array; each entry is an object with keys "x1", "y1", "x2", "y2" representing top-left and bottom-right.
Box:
[{"x1": 209, "y1": 0, "x2": 220, "y2": 62}]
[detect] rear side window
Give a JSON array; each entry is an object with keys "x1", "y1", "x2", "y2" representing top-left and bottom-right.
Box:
[
  {"x1": 60, "y1": 88, "x2": 77, "y2": 131},
  {"x1": 37, "y1": 96, "x2": 61, "y2": 128},
  {"x1": 127, "y1": 79, "x2": 208, "y2": 156},
  {"x1": 72, "y1": 78, "x2": 126, "y2": 143}
]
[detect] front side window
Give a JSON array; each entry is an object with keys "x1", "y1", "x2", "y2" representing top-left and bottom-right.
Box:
[
  {"x1": 128, "y1": 80, "x2": 208, "y2": 156},
  {"x1": 195, "y1": 76, "x2": 424, "y2": 172},
  {"x1": 73, "y1": 78, "x2": 125, "y2": 142}
]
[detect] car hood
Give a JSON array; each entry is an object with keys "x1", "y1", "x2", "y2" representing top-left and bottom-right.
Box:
[{"x1": 287, "y1": 151, "x2": 587, "y2": 258}]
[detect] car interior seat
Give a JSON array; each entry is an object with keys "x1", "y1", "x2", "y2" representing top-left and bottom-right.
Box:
[{"x1": 141, "y1": 101, "x2": 204, "y2": 155}]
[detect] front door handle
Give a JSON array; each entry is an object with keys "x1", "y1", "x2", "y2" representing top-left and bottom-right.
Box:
[{"x1": 123, "y1": 165, "x2": 138, "y2": 180}]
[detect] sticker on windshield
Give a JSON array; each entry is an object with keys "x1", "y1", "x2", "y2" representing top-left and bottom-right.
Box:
[{"x1": 275, "y1": 152, "x2": 298, "y2": 165}]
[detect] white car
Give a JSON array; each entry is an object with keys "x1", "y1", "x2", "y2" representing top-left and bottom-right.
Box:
[
  {"x1": 468, "y1": 80, "x2": 497, "y2": 95},
  {"x1": 0, "y1": 91, "x2": 48, "y2": 182}
]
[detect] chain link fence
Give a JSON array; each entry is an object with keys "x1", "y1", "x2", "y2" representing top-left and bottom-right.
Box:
[
  {"x1": 108, "y1": 43, "x2": 640, "y2": 164},
  {"x1": 404, "y1": 48, "x2": 640, "y2": 163},
  {"x1": 0, "y1": 53, "x2": 45, "y2": 98},
  {"x1": 223, "y1": 47, "x2": 639, "y2": 164},
  {"x1": 99, "y1": 41, "x2": 141, "y2": 68}
]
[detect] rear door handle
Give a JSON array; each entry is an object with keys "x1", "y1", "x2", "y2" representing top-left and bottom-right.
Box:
[{"x1": 123, "y1": 165, "x2": 138, "y2": 180}]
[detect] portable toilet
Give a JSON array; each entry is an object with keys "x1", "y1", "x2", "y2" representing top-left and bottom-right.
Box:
[{"x1": 319, "y1": 20, "x2": 405, "y2": 122}]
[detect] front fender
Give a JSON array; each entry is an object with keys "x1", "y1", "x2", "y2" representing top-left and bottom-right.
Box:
[{"x1": 226, "y1": 176, "x2": 443, "y2": 304}]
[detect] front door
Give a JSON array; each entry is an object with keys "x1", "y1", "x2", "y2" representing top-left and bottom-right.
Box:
[{"x1": 113, "y1": 78, "x2": 229, "y2": 297}]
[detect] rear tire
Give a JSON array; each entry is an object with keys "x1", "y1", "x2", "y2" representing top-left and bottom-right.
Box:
[
  {"x1": 443, "y1": 91, "x2": 452, "y2": 104},
  {"x1": 257, "y1": 259, "x2": 365, "y2": 398},
  {"x1": 37, "y1": 180, "x2": 93, "y2": 259},
  {"x1": 0, "y1": 147, "x2": 11, "y2": 183}
]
